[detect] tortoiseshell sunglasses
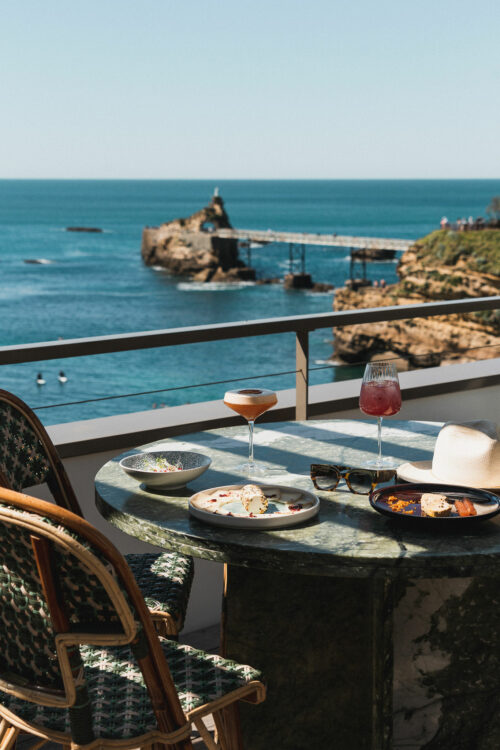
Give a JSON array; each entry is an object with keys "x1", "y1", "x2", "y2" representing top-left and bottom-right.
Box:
[{"x1": 310, "y1": 464, "x2": 396, "y2": 495}]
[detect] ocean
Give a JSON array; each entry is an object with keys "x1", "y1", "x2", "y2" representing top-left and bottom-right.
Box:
[{"x1": 1, "y1": 179, "x2": 498, "y2": 425}]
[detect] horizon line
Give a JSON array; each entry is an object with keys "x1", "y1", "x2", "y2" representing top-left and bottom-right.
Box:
[{"x1": 0, "y1": 177, "x2": 499, "y2": 182}]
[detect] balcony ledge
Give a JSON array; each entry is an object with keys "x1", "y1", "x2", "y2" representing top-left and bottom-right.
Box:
[{"x1": 48, "y1": 358, "x2": 500, "y2": 459}]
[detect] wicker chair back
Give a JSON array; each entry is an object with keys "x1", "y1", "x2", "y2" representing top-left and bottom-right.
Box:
[
  {"x1": 0, "y1": 389, "x2": 194, "y2": 640},
  {"x1": 0, "y1": 390, "x2": 81, "y2": 514}
]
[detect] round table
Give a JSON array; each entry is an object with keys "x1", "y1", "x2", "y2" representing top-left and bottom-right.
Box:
[{"x1": 95, "y1": 420, "x2": 500, "y2": 750}]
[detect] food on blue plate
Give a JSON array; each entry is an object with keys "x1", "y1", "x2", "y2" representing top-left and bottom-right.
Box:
[
  {"x1": 387, "y1": 495, "x2": 416, "y2": 514},
  {"x1": 454, "y1": 498, "x2": 477, "y2": 517},
  {"x1": 420, "y1": 493, "x2": 453, "y2": 517}
]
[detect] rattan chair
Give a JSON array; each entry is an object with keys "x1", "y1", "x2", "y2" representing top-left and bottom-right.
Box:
[
  {"x1": 0, "y1": 486, "x2": 265, "y2": 750},
  {"x1": 0, "y1": 389, "x2": 193, "y2": 637}
]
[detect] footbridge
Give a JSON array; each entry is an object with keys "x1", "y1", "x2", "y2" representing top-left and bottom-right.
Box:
[
  {"x1": 215, "y1": 228, "x2": 414, "y2": 283},
  {"x1": 214, "y1": 228, "x2": 414, "y2": 252}
]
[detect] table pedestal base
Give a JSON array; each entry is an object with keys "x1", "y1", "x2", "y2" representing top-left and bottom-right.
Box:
[
  {"x1": 393, "y1": 576, "x2": 500, "y2": 750},
  {"x1": 223, "y1": 565, "x2": 392, "y2": 750},
  {"x1": 223, "y1": 567, "x2": 500, "y2": 750}
]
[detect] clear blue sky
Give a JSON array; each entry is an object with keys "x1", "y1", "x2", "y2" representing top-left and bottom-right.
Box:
[{"x1": 1, "y1": 0, "x2": 499, "y2": 179}]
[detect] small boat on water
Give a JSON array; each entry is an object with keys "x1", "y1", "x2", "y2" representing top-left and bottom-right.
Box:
[
  {"x1": 58, "y1": 371, "x2": 68, "y2": 383},
  {"x1": 36, "y1": 373, "x2": 46, "y2": 386},
  {"x1": 66, "y1": 227, "x2": 102, "y2": 233},
  {"x1": 24, "y1": 259, "x2": 53, "y2": 265}
]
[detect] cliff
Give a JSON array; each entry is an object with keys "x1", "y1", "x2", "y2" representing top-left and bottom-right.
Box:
[
  {"x1": 141, "y1": 194, "x2": 255, "y2": 282},
  {"x1": 333, "y1": 229, "x2": 500, "y2": 367}
]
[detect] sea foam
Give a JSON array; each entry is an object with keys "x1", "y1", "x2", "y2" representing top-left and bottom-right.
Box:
[{"x1": 177, "y1": 281, "x2": 255, "y2": 292}]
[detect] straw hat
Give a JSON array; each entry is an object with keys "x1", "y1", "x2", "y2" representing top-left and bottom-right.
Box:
[{"x1": 397, "y1": 420, "x2": 500, "y2": 489}]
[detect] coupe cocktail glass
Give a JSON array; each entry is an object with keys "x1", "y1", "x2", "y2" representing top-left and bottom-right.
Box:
[
  {"x1": 359, "y1": 362, "x2": 401, "y2": 467},
  {"x1": 224, "y1": 387, "x2": 277, "y2": 476}
]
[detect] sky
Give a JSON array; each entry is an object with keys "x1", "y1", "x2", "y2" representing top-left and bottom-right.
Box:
[{"x1": 1, "y1": 0, "x2": 499, "y2": 179}]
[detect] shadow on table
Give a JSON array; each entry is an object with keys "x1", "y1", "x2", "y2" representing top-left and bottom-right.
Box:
[{"x1": 188, "y1": 423, "x2": 434, "y2": 473}]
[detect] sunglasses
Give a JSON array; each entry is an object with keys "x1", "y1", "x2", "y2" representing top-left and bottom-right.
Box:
[{"x1": 310, "y1": 464, "x2": 396, "y2": 495}]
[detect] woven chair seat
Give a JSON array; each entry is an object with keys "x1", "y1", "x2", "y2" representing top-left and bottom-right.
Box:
[
  {"x1": 1, "y1": 639, "x2": 261, "y2": 740},
  {"x1": 125, "y1": 552, "x2": 194, "y2": 628}
]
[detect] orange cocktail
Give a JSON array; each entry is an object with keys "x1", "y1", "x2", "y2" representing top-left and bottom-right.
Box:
[
  {"x1": 224, "y1": 388, "x2": 277, "y2": 475},
  {"x1": 224, "y1": 388, "x2": 278, "y2": 421}
]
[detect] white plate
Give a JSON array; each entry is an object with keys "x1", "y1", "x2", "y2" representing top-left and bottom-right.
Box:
[{"x1": 189, "y1": 484, "x2": 319, "y2": 529}]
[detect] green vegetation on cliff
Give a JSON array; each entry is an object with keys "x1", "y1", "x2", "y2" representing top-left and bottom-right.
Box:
[{"x1": 414, "y1": 229, "x2": 500, "y2": 275}]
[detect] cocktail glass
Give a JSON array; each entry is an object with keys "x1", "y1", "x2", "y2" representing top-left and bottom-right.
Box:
[
  {"x1": 224, "y1": 387, "x2": 278, "y2": 476},
  {"x1": 359, "y1": 361, "x2": 401, "y2": 467}
]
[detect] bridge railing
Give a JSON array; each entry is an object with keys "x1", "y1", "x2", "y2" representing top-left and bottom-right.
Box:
[
  {"x1": 1, "y1": 296, "x2": 499, "y2": 421},
  {"x1": 215, "y1": 228, "x2": 414, "y2": 250}
]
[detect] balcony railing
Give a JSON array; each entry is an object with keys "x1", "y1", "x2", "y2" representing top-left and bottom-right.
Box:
[{"x1": 2, "y1": 296, "x2": 500, "y2": 423}]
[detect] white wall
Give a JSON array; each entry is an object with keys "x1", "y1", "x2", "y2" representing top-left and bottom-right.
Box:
[{"x1": 320, "y1": 383, "x2": 500, "y2": 424}]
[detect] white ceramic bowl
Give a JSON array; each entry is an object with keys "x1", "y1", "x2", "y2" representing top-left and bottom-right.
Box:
[{"x1": 119, "y1": 451, "x2": 211, "y2": 490}]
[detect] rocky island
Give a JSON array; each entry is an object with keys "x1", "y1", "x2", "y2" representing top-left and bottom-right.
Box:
[
  {"x1": 334, "y1": 229, "x2": 500, "y2": 367},
  {"x1": 141, "y1": 193, "x2": 256, "y2": 282}
]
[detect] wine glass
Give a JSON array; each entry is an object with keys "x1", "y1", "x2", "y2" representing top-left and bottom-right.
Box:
[
  {"x1": 359, "y1": 361, "x2": 401, "y2": 467},
  {"x1": 224, "y1": 387, "x2": 277, "y2": 476}
]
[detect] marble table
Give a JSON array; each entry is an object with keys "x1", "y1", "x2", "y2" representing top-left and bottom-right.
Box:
[{"x1": 95, "y1": 420, "x2": 500, "y2": 750}]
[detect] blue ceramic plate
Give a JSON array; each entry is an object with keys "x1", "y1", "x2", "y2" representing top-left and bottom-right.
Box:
[{"x1": 370, "y1": 482, "x2": 500, "y2": 524}]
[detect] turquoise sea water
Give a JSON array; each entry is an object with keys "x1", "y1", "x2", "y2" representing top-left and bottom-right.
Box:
[{"x1": 0, "y1": 179, "x2": 498, "y2": 424}]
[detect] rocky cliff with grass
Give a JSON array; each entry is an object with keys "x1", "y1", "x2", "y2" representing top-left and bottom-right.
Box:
[
  {"x1": 141, "y1": 194, "x2": 255, "y2": 282},
  {"x1": 333, "y1": 229, "x2": 500, "y2": 367}
]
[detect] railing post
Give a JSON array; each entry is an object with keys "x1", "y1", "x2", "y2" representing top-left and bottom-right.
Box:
[{"x1": 296, "y1": 330, "x2": 309, "y2": 420}]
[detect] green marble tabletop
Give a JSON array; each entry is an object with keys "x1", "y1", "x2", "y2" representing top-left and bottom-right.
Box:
[{"x1": 95, "y1": 419, "x2": 500, "y2": 579}]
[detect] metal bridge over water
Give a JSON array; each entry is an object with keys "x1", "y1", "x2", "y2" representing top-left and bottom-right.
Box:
[
  {"x1": 215, "y1": 228, "x2": 414, "y2": 251},
  {"x1": 215, "y1": 228, "x2": 414, "y2": 278}
]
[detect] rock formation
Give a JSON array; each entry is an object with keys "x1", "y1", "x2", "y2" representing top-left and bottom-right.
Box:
[
  {"x1": 333, "y1": 229, "x2": 500, "y2": 367},
  {"x1": 284, "y1": 272, "x2": 314, "y2": 290},
  {"x1": 141, "y1": 194, "x2": 255, "y2": 282},
  {"x1": 351, "y1": 248, "x2": 396, "y2": 261}
]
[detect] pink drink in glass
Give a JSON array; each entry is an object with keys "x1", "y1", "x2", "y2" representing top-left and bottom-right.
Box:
[
  {"x1": 360, "y1": 361, "x2": 401, "y2": 466},
  {"x1": 359, "y1": 380, "x2": 402, "y2": 417}
]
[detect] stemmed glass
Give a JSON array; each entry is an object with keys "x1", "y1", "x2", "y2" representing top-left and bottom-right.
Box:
[
  {"x1": 359, "y1": 362, "x2": 401, "y2": 467},
  {"x1": 224, "y1": 387, "x2": 277, "y2": 476}
]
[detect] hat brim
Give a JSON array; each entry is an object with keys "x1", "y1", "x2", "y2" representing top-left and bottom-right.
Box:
[{"x1": 397, "y1": 461, "x2": 500, "y2": 490}]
